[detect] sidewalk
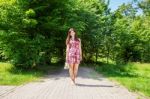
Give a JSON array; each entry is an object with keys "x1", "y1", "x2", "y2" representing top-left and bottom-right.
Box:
[{"x1": 0, "y1": 67, "x2": 142, "y2": 99}]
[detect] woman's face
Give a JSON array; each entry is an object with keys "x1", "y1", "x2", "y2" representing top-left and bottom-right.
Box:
[{"x1": 70, "y1": 30, "x2": 75, "y2": 37}]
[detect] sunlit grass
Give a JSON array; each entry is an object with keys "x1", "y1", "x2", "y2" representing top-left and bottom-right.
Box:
[
  {"x1": 0, "y1": 62, "x2": 42, "y2": 85},
  {"x1": 95, "y1": 62, "x2": 150, "y2": 97},
  {"x1": 0, "y1": 62, "x2": 62, "y2": 85}
]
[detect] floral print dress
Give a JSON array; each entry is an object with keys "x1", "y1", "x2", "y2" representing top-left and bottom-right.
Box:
[{"x1": 66, "y1": 38, "x2": 81, "y2": 64}]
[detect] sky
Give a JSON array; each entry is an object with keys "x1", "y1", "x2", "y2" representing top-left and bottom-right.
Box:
[
  {"x1": 108, "y1": 0, "x2": 133, "y2": 11},
  {"x1": 108, "y1": 0, "x2": 143, "y2": 15}
]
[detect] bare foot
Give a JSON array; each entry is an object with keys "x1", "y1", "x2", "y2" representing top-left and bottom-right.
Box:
[
  {"x1": 70, "y1": 79, "x2": 76, "y2": 85},
  {"x1": 70, "y1": 79, "x2": 74, "y2": 85},
  {"x1": 73, "y1": 79, "x2": 76, "y2": 85}
]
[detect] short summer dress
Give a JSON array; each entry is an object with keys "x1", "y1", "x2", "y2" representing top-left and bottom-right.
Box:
[{"x1": 66, "y1": 38, "x2": 81, "y2": 64}]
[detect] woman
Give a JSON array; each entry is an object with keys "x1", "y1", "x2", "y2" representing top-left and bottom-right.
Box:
[{"x1": 66, "y1": 28, "x2": 82, "y2": 85}]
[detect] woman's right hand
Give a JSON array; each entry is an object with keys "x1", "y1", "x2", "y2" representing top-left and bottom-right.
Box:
[{"x1": 66, "y1": 56, "x2": 68, "y2": 61}]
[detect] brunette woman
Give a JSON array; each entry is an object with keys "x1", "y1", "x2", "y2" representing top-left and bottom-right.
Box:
[{"x1": 66, "y1": 28, "x2": 82, "y2": 85}]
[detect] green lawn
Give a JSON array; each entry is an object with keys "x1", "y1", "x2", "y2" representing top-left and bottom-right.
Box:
[
  {"x1": 0, "y1": 62, "x2": 62, "y2": 85},
  {"x1": 95, "y1": 62, "x2": 150, "y2": 97}
]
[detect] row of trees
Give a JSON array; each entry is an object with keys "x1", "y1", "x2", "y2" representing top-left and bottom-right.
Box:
[{"x1": 0, "y1": 0, "x2": 149, "y2": 69}]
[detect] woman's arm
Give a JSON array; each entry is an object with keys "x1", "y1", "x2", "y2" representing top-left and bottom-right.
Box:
[
  {"x1": 79, "y1": 38, "x2": 82, "y2": 61},
  {"x1": 66, "y1": 44, "x2": 69, "y2": 60}
]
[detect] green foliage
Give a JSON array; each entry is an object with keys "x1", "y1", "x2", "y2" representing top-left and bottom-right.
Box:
[
  {"x1": 0, "y1": 0, "x2": 149, "y2": 68},
  {"x1": 22, "y1": 18, "x2": 38, "y2": 28},
  {"x1": 25, "y1": 9, "x2": 36, "y2": 18},
  {"x1": 138, "y1": 0, "x2": 150, "y2": 16}
]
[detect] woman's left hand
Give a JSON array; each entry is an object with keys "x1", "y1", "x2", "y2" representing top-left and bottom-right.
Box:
[{"x1": 80, "y1": 56, "x2": 82, "y2": 61}]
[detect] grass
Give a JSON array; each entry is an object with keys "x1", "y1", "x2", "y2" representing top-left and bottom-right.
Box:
[
  {"x1": 0, "y1": 62, "x2": 63, "y2": 85},
  {"x1": 95, "y1": 62, "x2": 150, "y2": 97}
]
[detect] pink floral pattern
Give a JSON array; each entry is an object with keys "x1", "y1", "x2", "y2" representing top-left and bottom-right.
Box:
[{"x1": 66, "y1": 39, "x2": 80, "y2": 64}]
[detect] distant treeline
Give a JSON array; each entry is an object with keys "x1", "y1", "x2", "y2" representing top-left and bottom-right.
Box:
[{"x1": 0, "y1": 0, "x2": 149, "y2": 68}]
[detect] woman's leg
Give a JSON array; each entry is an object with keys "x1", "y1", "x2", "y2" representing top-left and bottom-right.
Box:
[
  {"x1": 73, "y1": 64, "x2": 79, "y2": 83},
  {"x1": 69, "y1": 64, "x2": 75, "y2": 82}
]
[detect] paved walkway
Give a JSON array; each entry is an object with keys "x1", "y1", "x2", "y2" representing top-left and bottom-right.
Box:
[{"x1": 0, "y1": 67, "x2": 144, "y2": 99}]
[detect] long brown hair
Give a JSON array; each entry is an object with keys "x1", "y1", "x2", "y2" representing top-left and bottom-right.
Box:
[{"x1": 66, "y1": 28, "x2": 79, "y2": 46}]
